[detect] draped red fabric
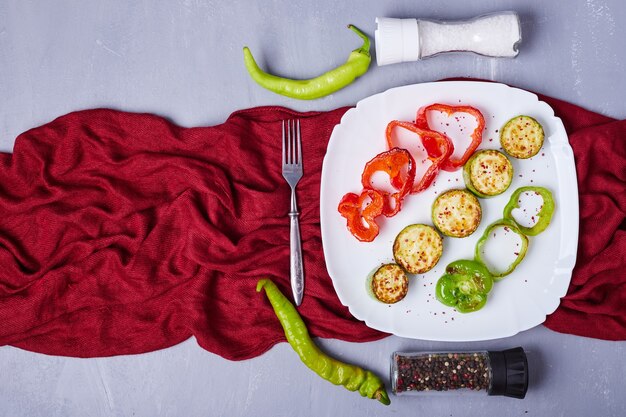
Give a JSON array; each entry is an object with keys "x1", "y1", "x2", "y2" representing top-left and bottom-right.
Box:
[
  {"x1": 536, "y1": 95, "x2": 626, "y2": 339},
  {"x1": 0, "y1": 92, "x2": 624, "y2": 360}
]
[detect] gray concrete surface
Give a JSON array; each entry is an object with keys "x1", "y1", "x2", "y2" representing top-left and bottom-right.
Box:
[{"x1": 1, "y1": 1, "x2": 625, "y2": 416}]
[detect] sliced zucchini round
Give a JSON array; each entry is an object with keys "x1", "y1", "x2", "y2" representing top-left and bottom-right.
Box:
[
  {"x1": 432, "y1": 189, "x2": 482, "y2": 238},
  {"x1": 463, "y1": 149, "x2": 513, "y2": 198},
  {"x1": 393, "y1": 224, "x2": 443, "y2": 274},
  {"x1": 500, "y1": 115, "x2": 544, "y2": 159},
  {"x1": 371, "y1": 263, "x2": 409, "y2": 304}
]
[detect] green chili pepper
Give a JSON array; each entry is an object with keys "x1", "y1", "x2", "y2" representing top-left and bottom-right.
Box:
[
  {"x1": 435, "y1": 260, "x2": 494, "y2": 313},
  {"x1": 474, "y1": 219, "x2": 529, "y2": 280},
  {"x1": 243, "y1": 25, "x2": 371, "y2": 100},
  {"x1": 256, "y1": 278, "x2": 390, "y2": 405},
  {"x1": 503, "y1": 186, "x2": 555, "y2": 236}
]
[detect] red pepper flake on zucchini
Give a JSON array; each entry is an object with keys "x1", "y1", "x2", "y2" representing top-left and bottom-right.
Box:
[
  {"x1": 500, "y1": 115, "x2": 545, "y2": 159},
  {"x1": 370, "y1": 263, "x2": 409, "y2": 304},
  {"x1": 432, "y1": 189, "x2": 482, "y2": 238},
  {"x1": 463, "y1": 150, "x2": 513, "y2": 198},
  {"x1": 393, "y1": 224, "x2": 443, "y2": 274}
]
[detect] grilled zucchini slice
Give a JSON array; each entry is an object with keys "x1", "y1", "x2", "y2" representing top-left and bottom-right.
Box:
[
  {"x1": 463, "y1": 150, "x2": 513, "y2": 198},
  {"x1": 371, "y1": 263, "x2": 409, "y2": 304},
  {"x1": 500, "y1": 115, "x2": 544, "y2": 159},
  {"x1": 432, "y1": 189, "x2": 482, "y2": 238},
  {"x1": 393, "y1": 224, "x2": 443, "y2": 274}
]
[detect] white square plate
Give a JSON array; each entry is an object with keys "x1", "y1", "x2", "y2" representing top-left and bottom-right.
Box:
[{"x1": 320, "y1": 81, "x2": 578, "y2": 341}]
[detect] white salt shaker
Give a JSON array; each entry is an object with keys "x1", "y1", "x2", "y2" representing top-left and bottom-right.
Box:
[{"x1": 375, "y1": 12, "x2": 522, "y2": 66}]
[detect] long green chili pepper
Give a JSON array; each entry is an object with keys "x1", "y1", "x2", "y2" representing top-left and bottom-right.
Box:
[
  {"x1": 256, "y1": 278, "x2": 390, "y2": 405},
  {"x1": 503, "y1": 186, "x2": 555, "y2": 236},
  {"x1": 243, "y1": 25, "x2": 371, "y2": 100}
]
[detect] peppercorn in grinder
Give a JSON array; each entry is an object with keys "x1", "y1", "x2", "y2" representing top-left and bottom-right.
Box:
[{"x1": 391, "y1": 347, "x2": 528, "y2": 398}]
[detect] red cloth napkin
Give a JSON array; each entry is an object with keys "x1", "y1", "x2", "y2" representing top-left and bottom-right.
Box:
[{"x1": 0, "y1": 92, "x2": 624, "y2": 360}]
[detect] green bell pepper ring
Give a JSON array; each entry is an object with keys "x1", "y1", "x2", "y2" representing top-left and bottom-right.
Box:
[
  {"x1": 474, "y1": 219, "x2": 529, "y2": 280},
  {"x1": 435, "y1": 260, "x2": 494, "y2": 313},
  {"x1": 446, "y1": 259, "x2": 494, "y2": 294},
  {"x1": 243, "y1": 25, "x2": 371, "y2": 100},
  {"x1": 503, "y1": 186, "x2": 555, "y2": 236},
  {"x1": 256, "y1": 278, "x2": 390, "y2": 405}
]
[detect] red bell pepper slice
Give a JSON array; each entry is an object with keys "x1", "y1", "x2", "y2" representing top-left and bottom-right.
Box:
[
  {"x1": 338, "y1": 189, "x2": 384, "y2": 242},
  {"x1": 386, "y1": 120, "x2": 453, "y2": 193},
  {"x1": 361, "y1": 148, "x2": 416, "y2": 217},
  {"x1": 415, "y1": 104, "x2": 485, "y2": 172}
]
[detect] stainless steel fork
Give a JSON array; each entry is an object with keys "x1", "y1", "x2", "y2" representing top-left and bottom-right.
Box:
[{"x1": 282, "y1": 120, "x2": 304, "y2": 306}]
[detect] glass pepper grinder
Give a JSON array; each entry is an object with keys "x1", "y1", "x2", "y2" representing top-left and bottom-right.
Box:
[
  {"x1": 375, "y1": 11, "x2": 522, "y2": 65},
  {"x1": 390, "y1": 347, "x2": 529, "y2": 398}
]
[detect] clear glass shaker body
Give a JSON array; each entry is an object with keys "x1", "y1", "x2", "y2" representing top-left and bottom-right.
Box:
[{"x1": 418, "y1": 11, "x2": 522, "y2": 58}]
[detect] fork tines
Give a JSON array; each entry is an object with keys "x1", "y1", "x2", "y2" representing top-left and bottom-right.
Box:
[{"x1": 282, "y1": 119, "x2": 302, "y2": 168}]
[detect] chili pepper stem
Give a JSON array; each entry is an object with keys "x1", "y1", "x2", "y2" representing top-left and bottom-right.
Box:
[{"x1": 348, "y1": 24, "x2": 370, "y2": 55}]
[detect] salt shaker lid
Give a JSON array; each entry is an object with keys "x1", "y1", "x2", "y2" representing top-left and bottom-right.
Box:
[
  {"x1": 374, "y1": 18, "x2": 420, "y2": 66},
  {"x1": 488, "y1": 347, "x2": 529, "y2": 399}
]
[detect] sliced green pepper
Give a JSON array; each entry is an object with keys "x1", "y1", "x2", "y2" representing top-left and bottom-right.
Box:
[
  {"x1": 243, "y1": 25, "x2": 371, "y2": 100},
  {"x1": 474, "y1": 219, "x2": 529, "y2": 280},
  {"x1": 503, "y1": 186, "x2": 555, "y2": 236},
  {"x1": 435, "y1": 260, "x2": 494, "y2": 313}
]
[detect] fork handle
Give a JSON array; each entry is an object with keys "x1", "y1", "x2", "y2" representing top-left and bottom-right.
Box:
[{"x1": 289, "y1": 207, "x2": 304, "y2": 307}]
